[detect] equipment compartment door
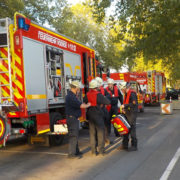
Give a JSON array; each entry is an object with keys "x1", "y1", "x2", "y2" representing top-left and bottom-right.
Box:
[
  {"x1": 45, "y1": 46, "x2": 65, "y2": 105},
  {"x1": 23, "y1": 38, "x2": 47, "y2": 112}
]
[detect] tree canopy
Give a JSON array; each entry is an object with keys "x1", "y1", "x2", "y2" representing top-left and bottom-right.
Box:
[
  {"x1": 0, "y1": 0, "x2": 67, "y2": 25},
  {"x1": 51, "y1": 2, "x2": 124, "y2": 68},
  {"x1": 0, "y1": 0, "x2": 24, "y2": 18},
  {"x1": 115, "y1": 0, "x2": 180, "y2": 78},
  {"x1": 91, "y1": 0, "x2": 180, "y2": 81}
]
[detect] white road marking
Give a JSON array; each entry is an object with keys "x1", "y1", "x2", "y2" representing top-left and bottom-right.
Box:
[
  {"x1": 159, "y1": 146, "x2": 180, "y2": 180},
  {"x1": 0, "y1": 150, "x2": 67, "y2": 156}
]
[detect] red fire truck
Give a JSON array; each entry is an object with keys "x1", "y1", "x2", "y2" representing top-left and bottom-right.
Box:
[
  {"x1": 0, "y1": 13, "x2": 99, "y2": 147},
  {"x1": 102, "y1": 72, "x2": 145, "y2": 112},
  {"x1": 136, "y1": 71, "x2": 166, "y2": 104}
]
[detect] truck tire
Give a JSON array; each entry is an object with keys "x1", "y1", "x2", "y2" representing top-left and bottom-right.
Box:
[
  {"x1": 0, "y1": 116, "x2": 6, "y2": 141},
  {"x1": 49, "y1": 112, "x2": 64, "y2": 146}
]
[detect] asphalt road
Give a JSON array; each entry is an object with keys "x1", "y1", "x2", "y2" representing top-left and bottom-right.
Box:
[{"x1": 0, "y1": 106, "x2": 180, "y2": 180}]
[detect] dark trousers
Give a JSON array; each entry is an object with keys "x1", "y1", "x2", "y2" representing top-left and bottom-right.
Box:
[
  {"x1": 67, "y1": 116, "x2": 80, "y2": 155},
  {"x1": 123, "y1": 113, "x2": 138, "y2": 148},
  {"x1": 89, "y1": 120, "x2": 105, "y2": 154},
  {"x1": 108, "y1": 105, "x2": 119, "y2": 136},
  {"x1": 102, "y1": 107, "x2": 110, "y2": 141}
]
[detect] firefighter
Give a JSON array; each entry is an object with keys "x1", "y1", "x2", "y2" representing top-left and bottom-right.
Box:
[
  {"x1": 84, "y1": 79, "x2": 110, "y2": 156},
  {"x1": 118, "y1": 82, "x2": 138, "y2": 151},
  {"x1": 65, "y1": 80, "x2": 91, "y2": 159},
  {"x1": 95, "y1": 77, "x2": 112, "y2": 144},
  {"x1": 106, "y1": 78, "x2": 123, "y2": 137}
]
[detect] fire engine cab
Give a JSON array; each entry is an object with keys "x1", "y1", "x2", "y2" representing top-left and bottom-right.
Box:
[{"x1": 0, "y1": 13, "x2": 98, "y2": 146}]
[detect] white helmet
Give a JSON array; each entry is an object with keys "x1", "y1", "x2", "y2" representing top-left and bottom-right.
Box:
[
  {"x1": 107, "y1": 78, "x2": 114, "y2": 84},
  {"x1": 95, "y1": 77, "x2": 103, "y2": 87},
  {"x1": 89, "y1": 79, "x2": 98, "y2": 89},
  {"x1": 70, "y1": 80, "x2": 80, "y2": 88},
  {"x1": 69, "y1": 80, "x2": 84, "y2": 88}
]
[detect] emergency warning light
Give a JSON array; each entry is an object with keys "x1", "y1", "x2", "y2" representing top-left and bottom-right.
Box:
[{"x1": 18, "y1": 17, "x2": 30, "y2": 31}]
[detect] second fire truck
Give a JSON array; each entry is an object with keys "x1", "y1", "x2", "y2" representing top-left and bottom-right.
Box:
[{"x1": 136, "y1": 71, "x2": 166, "y2": 104}]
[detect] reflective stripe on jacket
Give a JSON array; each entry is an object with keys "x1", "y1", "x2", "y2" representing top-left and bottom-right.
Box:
[
  {"x1": 123, "y1": 89, "x2": 136, "y2": 104},
  {"x1": 106, "y1": 85, "x2": 118, "y2": 97}
]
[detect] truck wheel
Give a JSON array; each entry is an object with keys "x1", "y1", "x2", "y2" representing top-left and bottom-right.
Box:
[
  {"x1": 0, "y1": 116, "x2": 6, "y2": 141},
  {"x1": 49, "y1": 112, "x2": 64, "y2": 146}
]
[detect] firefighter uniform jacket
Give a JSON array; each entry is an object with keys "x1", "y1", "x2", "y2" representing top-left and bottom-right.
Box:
[
  {"x1": 99, "y1": 86, "x2": 110, "y2": 98},
  {"x1": 65, "y1": 90, "x2": 82, "y2": 118},
  {"x1": 84, "y1": 89, "x2": 110, "y2": 125},
  {"x1": 98, "y1": 86, "x2": 110, "y2": 125},
  {"x1": 123, "y1": 90, "x2": 138, "y2": 125},
  {"x1": 106, "y1": 85, "x2": 123, "y2": 106}
]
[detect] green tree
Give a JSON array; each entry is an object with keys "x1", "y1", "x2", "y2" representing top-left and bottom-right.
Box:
[
  {"x1": 84, "y1": 0, "x2": 112, "y2": 23},
  {"x1": 51, "y1": 2, "x2": 124, "y2": 69},
  {"x1": 0, "y1": 0, "x2": 24, "y2": 18},
  {"x1": 23, "y1": 0, "x2": 68, "y2": 25},
  {"x1": 88, "y1": 0, "x2": 180, "y2": 80},
  {"x1": 0, "y1": 0, "x2": 67, "y2": 25},
  {"x1": 23, "y1": 0, "x2": 51, "y2": 24},
  {"x1": 115, "y1": 0, "x2": 180, "y2": 72}
]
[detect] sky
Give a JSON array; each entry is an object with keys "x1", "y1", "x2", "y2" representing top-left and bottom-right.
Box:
[{"x1": 67, "y1": 0, "x2": 83, "y2": 5}]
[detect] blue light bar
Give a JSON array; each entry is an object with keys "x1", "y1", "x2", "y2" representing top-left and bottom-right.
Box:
[
  {"x1": 18, "y1": 17, "x2": 25, "y2": 29},
  {"x1": 18, "y1": 17, "x2": 30, "y2": 31}
]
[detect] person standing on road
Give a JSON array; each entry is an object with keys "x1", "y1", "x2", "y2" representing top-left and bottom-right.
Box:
[
  {"x1": 106, "y1": 78, "x2": 123, "y2": 137},
  {"x1": 84, "y1": 79, "x2": 110, "y2": 156},
  {"x1": 95, "y1": 77, "x2": 112, "y2": 144},
  {"x1": 66, "y1": 80, "x2": 91, "y2": 159},
  {"x1": 118, "y1": 82, "x2": 138, "y2": 151}
]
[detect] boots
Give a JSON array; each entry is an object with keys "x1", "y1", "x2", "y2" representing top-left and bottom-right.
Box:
[{"x1": 129, "y1": 138, "x2": 138, "y2": 151}]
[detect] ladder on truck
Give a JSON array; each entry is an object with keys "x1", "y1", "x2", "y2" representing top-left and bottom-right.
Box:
[{"x1": 0, "y1": 18, "x2": 13, "y2": 111}]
